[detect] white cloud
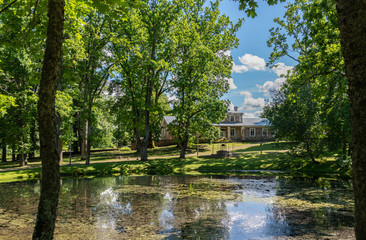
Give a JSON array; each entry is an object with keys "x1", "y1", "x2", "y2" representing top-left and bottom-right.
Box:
[
  {"x1": 257, "y1": 77, "x2": 286, "y2": 96},
  {"x1": 272, "y1": 62, "x2": 293, "y2": 77},
  {"x1": 232, "y1": 62, "x2": 249, "y2": 73},
  {"x1": 256, "y1": 62, "x2": 294, "y2": 96},
  {"x1": 228, "y1": 102, "x2": 235, "y2": 111},
  {"x1": 231, "y1": 54, "x2": 266, "y2": 73},
  {"x1": 239, "y1": 91, "x2": 265, "y2": 111},
  {"x1": 238, "y1": 54, "x2": 266, "y2": 71},
  {"x1": 242, "y1": 111, "x2": 262, "y2": 118},
  {"x1": 227, "y1": 78, "x2": 237, "y2": 90}
]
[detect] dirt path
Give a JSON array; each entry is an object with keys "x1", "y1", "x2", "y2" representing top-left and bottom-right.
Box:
[{"x1": 0, "y1": 143, "x2": 267, "y2": 172}]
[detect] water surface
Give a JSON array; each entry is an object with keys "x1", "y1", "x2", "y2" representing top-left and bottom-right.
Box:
[{"x1": 0, "y1": 175, "x2": 354, "y2": 239}]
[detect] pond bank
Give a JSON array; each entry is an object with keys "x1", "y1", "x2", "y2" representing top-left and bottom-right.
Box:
[{"x1": 0, "y1": 148, "x2": 351, "y2": 183}]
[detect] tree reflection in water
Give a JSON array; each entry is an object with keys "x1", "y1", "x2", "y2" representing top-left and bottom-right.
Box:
[{"x1": 0, "y1": 175, "x2": 355, "y2": 239}]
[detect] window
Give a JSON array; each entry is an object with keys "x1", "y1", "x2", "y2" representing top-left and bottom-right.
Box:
[
  {"x1": 230, "y1": 129, "x2": 235, "y2": 136},
  {"x1": 220, "y1": 130, "x2": 225, "y2": 138},
  {"x1": 235, "y1": 116, "x2": 239, "y2": 122},
  {"x1": 262, "y1": 128, "x2": 268, "y2": 137},
  {"x1": 250, "y1": 128, "x2": 255, "y2": 137},
  {"x1": 230, "y1": 116, "x2": 234, "y2": 122}
]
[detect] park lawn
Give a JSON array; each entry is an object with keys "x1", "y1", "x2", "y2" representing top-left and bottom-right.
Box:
[{"x1": 0, "y1": 148, "x2": 350, "y2": 183}]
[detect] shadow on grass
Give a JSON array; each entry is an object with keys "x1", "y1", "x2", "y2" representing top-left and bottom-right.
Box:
[{"x1": 235, "y1": 142, "x2": 293, "y2": 153}]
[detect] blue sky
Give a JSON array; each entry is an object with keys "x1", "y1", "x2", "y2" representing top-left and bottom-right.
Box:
[{"x1": 219, "y1": 0, "x2": 296, "y2": 117}]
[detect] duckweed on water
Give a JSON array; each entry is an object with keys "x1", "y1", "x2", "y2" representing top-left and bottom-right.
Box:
[{"x1": 0, "y1": 175, "x2": 355, "y2": 239}]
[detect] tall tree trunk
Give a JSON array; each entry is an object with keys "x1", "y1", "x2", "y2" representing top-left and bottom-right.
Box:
[
  {"x1": 11, "y1": 147, "x2": 15, "y2": 162},
  {"x1": 29, "y1": 122, "x2": 36, "y2": 159},
  {"x1": 33, "y1": 0, "x2": 64, "y2": 239},
  {"x1": 2, "y1": 145, "x2": 6, "y2": 162},
  {"x1": 179, "y1": 140, "x2": 188, "y2": 159},
  {"x1": 81, "y1": 119, "x2": 88, "y2": 160},
  {"x1": 72, "y1": 111, "x2": 80, "y2": 154},
  {"x1": 85, "y1": 115, "x2": 91, "y2": 165},
  {"x1": 336, "y1": 1, "x2": 366, "y2": 239},
  {"x1": 17, "y1": 154, "x2": 25, "y2": 167},
  {"x1": 56, "y1": 112, "x2": 63, "y2": 163},
  {"x1": 58, "y1": 139, "x2": 63, "y2": 163},
  {"x1": 85, "y1": 96, "x2": 93, "y2": 165},
  {"x1": 140, "y1": 140, "x2": 148, "y2": 161},
  {"x1": 342, "y1": 125, "x2": 347, "y2": 158}
]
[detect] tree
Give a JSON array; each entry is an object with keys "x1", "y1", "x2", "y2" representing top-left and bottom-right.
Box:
[
  {"x1": 237, "y1": 0, "x2": 366, "y2": 238},
  {"x1": 111, "y1": 0, "x2": 180, "y2": 160},
  {"x1": 336, "y1": 1, "x2": 366, "y2": 238},
  {"x1": 168, "y1": 0, "x2": 241, "y2": 158},
  {"x1": 264, "y1": 0, "x2": 349, "y2": 161},
  {"x1": 32, "y1": 0, "x2": 64, "y2": 239}
]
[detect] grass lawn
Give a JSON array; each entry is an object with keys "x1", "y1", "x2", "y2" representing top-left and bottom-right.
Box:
[{"x1": 0, "y1": 141, "x2": 351, "y2": 183}]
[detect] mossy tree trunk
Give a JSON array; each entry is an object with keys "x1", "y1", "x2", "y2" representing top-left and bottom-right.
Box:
[
  {"x1": 336, "y1": 1, "x2": 366, "y2": 239},
  {"x1": 32, "y1": 0, "x2": 65, "y2": 239}
]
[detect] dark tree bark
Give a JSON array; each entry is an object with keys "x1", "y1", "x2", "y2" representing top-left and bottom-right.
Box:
[
  {"x1": 336, "y1": 1, "x2": 366, "y2": 239},
  {"x1": 179, "y1": 140, "x2": 188, "y2": 159},
  {"x1": 11, "y1": 148, "x2": 15, "y2": 162},
  {"x1": 29, "y1": 120, "x2": 37, "y2": 159},
  {"x1": 1, "y1": 145, "x2": 6, "y2": 162},
  {"x1": 32, "y1": 0, "x2": 64, "y2": 239},
  {"x1": 17, "y1": 154, "x2": 25, "y2": 166}
]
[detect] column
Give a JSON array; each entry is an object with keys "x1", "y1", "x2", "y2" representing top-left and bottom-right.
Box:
[{"x1": 227, "y1": 127, "x2": 230, "y2": 140}]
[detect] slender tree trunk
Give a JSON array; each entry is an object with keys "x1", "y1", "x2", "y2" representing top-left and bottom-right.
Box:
[
  {"x1": 29, "y1": 123, "x2": 36, "y2": 159},
  {"x1": 56, "y1": 112, "x2": 63, "y2": 163},
  {"x1": 72, "y1": 111, "x2": 80, "y2": 154},
  {"x1": 11, "y1": 147, "x2": 15, "y2": 162},
  {"x1": 2, "y1": 146, "x2": 6, "y2": 162},
  {"x1": 85, "y1": 96, "x2": 93, "y2": 165},
  {"x1": 179, "y1": 140, "x2": 188, "y2": 159},
  {"x1": 336, "y1": 1, "x2": 366, "y2": 239},
  {"x1": 342, "y1": 126, "x2": 347, "y2": 158},
  {"x1": 33, "y1": 0, "x2": 64, "y2": 239},
  {"x1": 81, "y1": 119, "x2": 88, "y2": 160},
  {"x1": 58, "y1": 139, "x2": 63, "y2": 163}
]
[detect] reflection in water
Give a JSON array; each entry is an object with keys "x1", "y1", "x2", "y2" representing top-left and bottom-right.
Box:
[{"x1": 0, "y1": 175, "x2": 355, "y2": 239}]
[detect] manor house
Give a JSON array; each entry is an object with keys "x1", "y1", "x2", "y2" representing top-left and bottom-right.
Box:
[{"x1": 159, "y1": 107, "x2": 274, "y2": 146}]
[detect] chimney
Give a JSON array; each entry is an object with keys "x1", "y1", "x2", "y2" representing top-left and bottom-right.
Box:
[{"x1": 234, "y1": 106, "x2": 238, "y2": 111}]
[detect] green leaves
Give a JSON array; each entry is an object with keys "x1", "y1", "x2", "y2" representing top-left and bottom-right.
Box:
[
  {"x1": 168, "y1": 0, "x2": 239, "y2": 151},
  {"x1": 0, "y1": 94, "x2": 15, "y2": 117},
  {"x1": 265, "y1": 0, "x2": 349, "y2": 159},
  {"x1": 234, "y1": 0, "x2": 285, "y2": 18}
]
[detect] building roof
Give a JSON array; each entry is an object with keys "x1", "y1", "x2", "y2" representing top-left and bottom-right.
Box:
[
  {"x1": 213, "y1": 122, "x2": 244, "y2": 127},
  {"x1": 163, "y1": 116, "x2": 270, "y2": 127},
  {"x1": 242, "y1": 118, "x2": 270, "y2": 126},
  {"x1": 163, "y1": 116, "x2": 176, "y2": 125}
]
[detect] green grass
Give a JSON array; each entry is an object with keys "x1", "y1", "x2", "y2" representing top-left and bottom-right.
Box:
[{"x1": 0, "y1": 142, "x2": 351, "y2": 183}]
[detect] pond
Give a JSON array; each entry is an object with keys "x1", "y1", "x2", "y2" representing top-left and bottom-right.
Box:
[{"x1": 0, "y1": 175, "x2": 354, "y2": 239}]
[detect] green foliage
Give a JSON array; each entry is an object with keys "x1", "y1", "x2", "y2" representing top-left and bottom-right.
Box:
[
  {"x1": 0, "y1": 94, "x2": 16, "y2": 117},
  {"x1": 234, "y1": 0, "x2": 286, "y2": 18},
  {"x1": 144, "y1": 160, "x2": 175, "y2": 175},
  {"x1": 264, "y1": 0, "x2": 349, "y2": 161},
  {"x1": 168, "y1": 0, "x2": 241, "y2": 156}
]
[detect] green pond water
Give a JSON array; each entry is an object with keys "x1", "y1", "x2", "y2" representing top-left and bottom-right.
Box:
[{"x1": 0, "y1": 175, "x2": 355, "y2": 239}]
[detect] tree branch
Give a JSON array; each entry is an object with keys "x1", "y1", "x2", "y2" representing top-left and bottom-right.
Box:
[{"x1": 0, "y1": 0, "x2": 18, "y2": 15}]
